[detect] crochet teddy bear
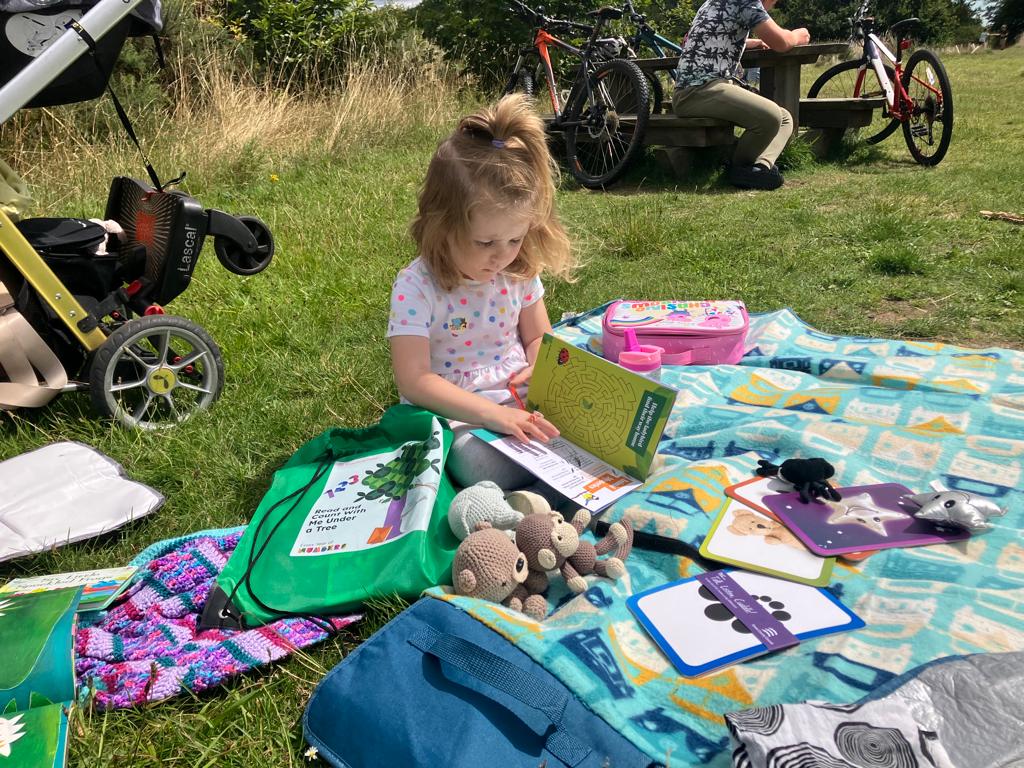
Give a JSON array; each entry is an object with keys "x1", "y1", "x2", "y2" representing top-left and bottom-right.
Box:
[
  {"x1": 515, "y1": 506, "x2": 634, "y2": 595},
  {"x1": 447, "y1": 481, "x2": 525, "y2": 540},
  {"x1": 452, "y1": 523, "x2": 547, "y2": 620}
]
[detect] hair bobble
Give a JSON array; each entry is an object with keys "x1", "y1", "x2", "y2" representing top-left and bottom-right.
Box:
[{"x1": 491, "y1": 139, "x2": 507, "y2": 148}]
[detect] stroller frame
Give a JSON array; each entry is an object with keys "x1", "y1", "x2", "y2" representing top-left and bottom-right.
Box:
[{"x1": 1, "y1": 0, "x2": 273, "y2": 428}]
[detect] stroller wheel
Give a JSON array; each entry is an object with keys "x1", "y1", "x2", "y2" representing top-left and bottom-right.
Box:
[
  {"x1": 88, "y1": 315, "x2": 225, "y2": 430},
  {"x1": 214, "y1": 216, "x2": 274, "y2": 276}
]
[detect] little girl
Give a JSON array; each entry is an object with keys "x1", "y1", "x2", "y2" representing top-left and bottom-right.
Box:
[{"x1": 387, "y1": 94, "x2": 575, "y2": 489}]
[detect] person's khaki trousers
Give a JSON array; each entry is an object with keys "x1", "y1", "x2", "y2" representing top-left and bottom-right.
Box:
[{"x1": 673, "y1": 78, "x2": 793, "y2": 167}]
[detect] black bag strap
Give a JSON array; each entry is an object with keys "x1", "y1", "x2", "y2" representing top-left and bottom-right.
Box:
[{"x1": 67, "y1": 19, "x2": 182, "y2": 192}]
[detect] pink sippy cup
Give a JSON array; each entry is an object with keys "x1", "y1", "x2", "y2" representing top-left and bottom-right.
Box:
[{"x1": 617, "y1": 329, "x2": 664, "y2": 381}]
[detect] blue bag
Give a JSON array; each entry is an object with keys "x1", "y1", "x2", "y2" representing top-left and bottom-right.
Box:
[{"x1": 303, "y1": 598, "x2": 658, "y2": 768}]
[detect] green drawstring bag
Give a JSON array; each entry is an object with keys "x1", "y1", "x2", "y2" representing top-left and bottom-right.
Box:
[{"x1": 213, "y1": 406, "x2": 459, "y2": 628}]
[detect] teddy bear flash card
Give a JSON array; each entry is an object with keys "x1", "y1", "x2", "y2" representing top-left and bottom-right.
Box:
[
  {"x1": 763, "y1": 483, "x2": 971, "y2": 556},
  {"x1": 699, "y1": 499, "x2": 835, "y2": 586}
]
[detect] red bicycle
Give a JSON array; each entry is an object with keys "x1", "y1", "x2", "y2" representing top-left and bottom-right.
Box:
[
  {"x1": 808, "y1": 0, "x2": 953, "y2": 165},
  {"x1": 503, "y1": 0, "x2": 650, "y2": 189}
]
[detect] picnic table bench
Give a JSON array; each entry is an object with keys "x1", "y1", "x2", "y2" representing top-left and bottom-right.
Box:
[{"x1": 628, "y1": 44, "x2": 875, "y2": 172}]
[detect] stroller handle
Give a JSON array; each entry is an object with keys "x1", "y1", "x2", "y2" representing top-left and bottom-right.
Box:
[{"x1": 0, "y1": 0, "x2": 146, "y2": 125}]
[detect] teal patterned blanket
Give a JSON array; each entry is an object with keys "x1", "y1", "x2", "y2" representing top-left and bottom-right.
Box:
[{"x1": 427, "y1": 308, "x2": 1023, "y2": 766}]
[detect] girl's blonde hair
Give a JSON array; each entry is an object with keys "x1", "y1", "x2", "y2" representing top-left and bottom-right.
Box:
[{"x1": 410, "y1": 94, "x2": 575, "y2": 291}]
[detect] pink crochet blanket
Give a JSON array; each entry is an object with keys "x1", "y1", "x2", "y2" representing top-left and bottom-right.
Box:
[{"x1": 75, "y1": 528, "x2": 360, "y2": 709}]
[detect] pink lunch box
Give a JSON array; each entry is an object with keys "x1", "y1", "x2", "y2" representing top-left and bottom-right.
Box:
[{"x1": 602, "y1": 300, "x2": 750, "y2": 365}]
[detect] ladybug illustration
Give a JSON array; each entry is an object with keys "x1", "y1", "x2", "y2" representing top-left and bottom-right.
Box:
[{"x1": 557, "y1": 347, "x2": 570, "y2": 365}]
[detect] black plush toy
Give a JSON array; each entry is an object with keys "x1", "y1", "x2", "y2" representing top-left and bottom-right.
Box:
[{"x1": 755, "y1": 458, "x2": 842, "y2": 504}]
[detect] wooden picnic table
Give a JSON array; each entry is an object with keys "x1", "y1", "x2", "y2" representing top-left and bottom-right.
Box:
[{"x1": 635, "y1": 42, "x2": 850, "y2": 131}]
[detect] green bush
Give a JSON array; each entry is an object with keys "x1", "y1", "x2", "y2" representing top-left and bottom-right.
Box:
[{"x1": 214, "y1": 0, "x2": 412, "y2": 85}]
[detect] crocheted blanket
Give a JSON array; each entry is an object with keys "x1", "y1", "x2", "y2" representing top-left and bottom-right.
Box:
[
  {"x1": 75, "y1": 528, "x2": 360, "y2": 710},
  {"x1": 428, "y1": 307, "x2": 1024, "y2": 766}
]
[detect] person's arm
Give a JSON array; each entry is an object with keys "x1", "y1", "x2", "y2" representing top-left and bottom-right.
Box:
[
  {"x1": 745, "y1": 37, "x2": 770, "y2": 49},
  {"x1": 508, "y1": 297, "x2": 553, "y2": 388},
  {"x1": 752, "y1": 17, "x2": 811, "y2": 52},
  {"x1": 390, "y1": 335, "x2": 557, "y2": 443}
]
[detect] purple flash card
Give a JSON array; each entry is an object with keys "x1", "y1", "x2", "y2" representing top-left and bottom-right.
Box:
[
  {"x1": 695, "y1": 570, "x2": 799, "y2": 651},
  {"x1": 763, "y1": 482, "x2": 972, "y2": 556}
]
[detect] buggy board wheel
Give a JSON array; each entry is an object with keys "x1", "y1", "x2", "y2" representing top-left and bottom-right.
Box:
[
  {"x1": 88, "y1": 315, "x2": 224, "y2": 430},
  {"x1": 214, "y1": 216, "x2": 274, "y2": 276}
]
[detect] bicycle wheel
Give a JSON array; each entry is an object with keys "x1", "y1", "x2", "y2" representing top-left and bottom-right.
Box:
[
  {"x1": 808, "y1": 59, "x2": 899, "y2": 144},
  {"x1": 504, "y1": 56, "x2": 535, "y2": 99},
  {"x1": 900, "y1": 48, "x2": 953, "y2": 166},
  {"x1": 643, "y1": 69, "x2": 665, "y2": 114},
  {"x1": 564, "y1": 58, "x2": 650, "y2": 189}
]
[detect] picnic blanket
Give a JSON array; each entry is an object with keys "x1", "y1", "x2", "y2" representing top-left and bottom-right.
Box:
[
  {"x1": 75, "y1": 528, "x2": 361, "y2": 710},
  {"x1": 427, "y1": 308, "x2": 1024, "y2": 766}
]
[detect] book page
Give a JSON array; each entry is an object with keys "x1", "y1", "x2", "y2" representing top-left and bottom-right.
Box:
[
  {"x1": 526, "y1": 335, "x2": 676, "y2": 479},
  {"x1": 471, "y1": 430, "x2": 639, "y2": 513}
]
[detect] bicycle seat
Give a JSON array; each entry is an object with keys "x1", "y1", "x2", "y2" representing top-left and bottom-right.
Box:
[
  {"x1": 890, "y1": 17, "x2": 920, "y2": 38},
  {"x1": 587, "y1": 6, "x2": 623, "y2": 21}
]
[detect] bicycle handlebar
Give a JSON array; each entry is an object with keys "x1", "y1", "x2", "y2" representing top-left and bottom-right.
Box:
[{"x1": 508, "y1": 0, "x2": 594, "y2": 35}]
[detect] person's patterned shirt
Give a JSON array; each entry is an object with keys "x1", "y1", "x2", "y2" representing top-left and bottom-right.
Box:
[{"x1": 675, "y1": 0, "x2": 770, "y2": 89}]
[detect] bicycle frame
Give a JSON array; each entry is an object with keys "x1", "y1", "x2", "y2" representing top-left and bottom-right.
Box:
[
  {"x1": 853, "y1": 19, "x2": 944, "y2": 121},
  {"x1": 505, "y1": 11, "x2": 621, "y2": 130},
  {"x1": 510, "y1": 29, "x2": 582, "y2": 115}
]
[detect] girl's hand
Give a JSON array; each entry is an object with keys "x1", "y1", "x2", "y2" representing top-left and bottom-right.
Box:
[
  {"x1": 508, "y1": 365, "x2": 534, "y2": 388},
  {"x1": 482, "y1": 404, "x2": 560, "y2": 444}
]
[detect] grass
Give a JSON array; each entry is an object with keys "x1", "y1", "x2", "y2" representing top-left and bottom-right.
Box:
[{"x1": 2, "y1": 42, "x2": 1023, "y2": 766}]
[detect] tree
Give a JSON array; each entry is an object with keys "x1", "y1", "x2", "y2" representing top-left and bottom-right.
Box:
[
  {"x1": 989, "y1": 0, "x2": 1024, "y2": 41},
  {"x1": 775, "y1": 0, "x2": 982, "y2": 43}
]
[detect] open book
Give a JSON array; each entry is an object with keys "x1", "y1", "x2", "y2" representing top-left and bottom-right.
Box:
[
  {"x1": 0, "y1": 588, "x2": 80, "y2": 767},
  {"x1": 472, "y1": 334, "x2": 677, "y2": 512}
]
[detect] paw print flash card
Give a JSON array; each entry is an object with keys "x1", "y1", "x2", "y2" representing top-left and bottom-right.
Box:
[{"x1": 627, "y1": 570, "x2": 863, "y2": 677}]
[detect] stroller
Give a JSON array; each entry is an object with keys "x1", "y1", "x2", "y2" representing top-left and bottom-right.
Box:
[{"x1": 0, "y1": 0, "x2": 273, "y2": 429}]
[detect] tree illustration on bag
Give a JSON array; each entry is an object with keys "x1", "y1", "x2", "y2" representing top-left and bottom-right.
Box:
[{"x1": 358, "y1": 431, "x2": 442, "y2": 543}]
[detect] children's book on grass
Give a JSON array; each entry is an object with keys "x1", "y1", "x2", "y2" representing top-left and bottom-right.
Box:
[
  {"x1": 627, "y1": 569, "x2": 863, "y2": 677},
  {"x1": 1, "y1": 566, "x2": 137, "y2": 612},
  {"x1": 472, "y1": 334, "x2": 677, "y2": 512},
  {"x1": 0, "y1": 588, "x2": 80, "y2": 767}
]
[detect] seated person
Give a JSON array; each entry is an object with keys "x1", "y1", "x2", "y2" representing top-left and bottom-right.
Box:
[{"x1": 672, "y1": 0, "x2": 811, "y2": 190}]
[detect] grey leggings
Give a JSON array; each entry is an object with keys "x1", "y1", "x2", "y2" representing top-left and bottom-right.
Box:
[
  {"x1": 673, "y1": 78, "x2": 794, "y2": 167},
  {"x1": 447, "y1": 426, "x2": 562, "y2": 507}
]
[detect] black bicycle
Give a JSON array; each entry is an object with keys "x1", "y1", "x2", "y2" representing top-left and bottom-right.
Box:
[{"x1": 503, "y1": 0, "x2": 651, "y2": 189}]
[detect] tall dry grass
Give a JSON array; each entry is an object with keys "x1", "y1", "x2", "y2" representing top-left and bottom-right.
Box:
[{"x1": 0, "y1": 26, "x2": 473, "y2": 212}]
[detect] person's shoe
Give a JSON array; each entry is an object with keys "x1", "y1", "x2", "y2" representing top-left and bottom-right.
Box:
[{"x1": 728, "y1": 163, "x2": 783, "y2": 190}]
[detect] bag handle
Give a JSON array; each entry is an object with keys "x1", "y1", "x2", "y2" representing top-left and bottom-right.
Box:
[
  {"x1": 661, "y1": 349, "x2": 695, "y2": 365},
  {"x1": 409, "y1": 625, "x2": 592, "y2": 767}
]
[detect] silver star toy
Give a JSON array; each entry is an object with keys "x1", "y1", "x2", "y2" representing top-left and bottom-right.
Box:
[{"x1": 825, "y1": 493, "x2": 907, "y2": 537}]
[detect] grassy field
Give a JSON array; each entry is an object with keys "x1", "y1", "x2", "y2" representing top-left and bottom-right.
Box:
[{"x1": 2, "y1": 45, "x2": 1023, "y2": 766}]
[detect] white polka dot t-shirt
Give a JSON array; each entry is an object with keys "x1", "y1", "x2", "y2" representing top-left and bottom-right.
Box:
[{"x1": 387, "y1": 258, "x2": 544, "y2": 404}]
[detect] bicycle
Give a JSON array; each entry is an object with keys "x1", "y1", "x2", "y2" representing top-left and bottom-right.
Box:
[
  {"x1": 620, "y1": 0, "x2": 683, "y2": 112},
  {"x1": 503, "y1": 0, "x2": 650, "y2": 189},
  {"x1": 807, "y1": 0, "x2": 953, "y2": 165}
]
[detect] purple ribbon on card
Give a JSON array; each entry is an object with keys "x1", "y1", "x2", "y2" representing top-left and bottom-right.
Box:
[{"x1": 695, "y1": 570, "x2": 800, "y2": 652}]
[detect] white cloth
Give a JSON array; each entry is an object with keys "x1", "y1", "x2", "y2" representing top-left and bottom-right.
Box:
[
  {"x1": 0, "y1": 442, "x2": 164, "y2": 563},
  {"x1": 387, "y1": 258, "x2": 544, "y2": 404}
]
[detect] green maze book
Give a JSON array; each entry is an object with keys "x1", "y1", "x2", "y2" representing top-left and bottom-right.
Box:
[
  {"x1": 0, "y1": 588, "x2": 80, "y2": 767},
  {"x1": 472, "y1": 334, "x2": 677, "y2": 512}
]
